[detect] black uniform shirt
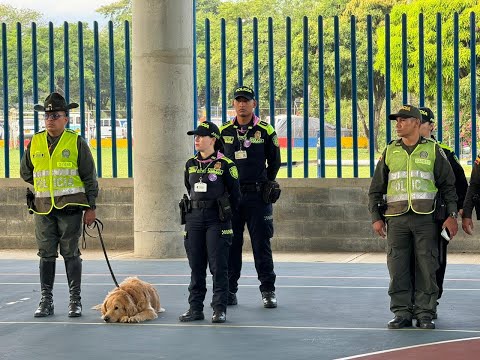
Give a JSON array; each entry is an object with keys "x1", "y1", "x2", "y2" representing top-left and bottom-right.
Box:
[
  {"x1": 184, "y1": 151, "x2": 241, "y2": 211},
  {"x1": 463, "y1": 155, "x2": 480, "y2": 218},
  {"x1": 368, "y1": 137, "x2": 458, "y2": 223},
  {"x1": 220, "y1": 115, "x2": 281, "y2": 184},
  {"x1": 435, "y1": 140, "x2": 468, "y2": 211}
]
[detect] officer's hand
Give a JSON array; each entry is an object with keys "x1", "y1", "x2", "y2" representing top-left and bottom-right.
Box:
[
  {"x1": 372, "y1": 220, "x2": 386, "y2": 239},
  {"x1": 462, "y1": 217, "x2": 474, "y2": 235},
  {"x1": 83, "y1": 208, "x2": 96, "y2": 226},
  {"x1": 442, "y1": 216, "x2": 458, "y2": 238}
]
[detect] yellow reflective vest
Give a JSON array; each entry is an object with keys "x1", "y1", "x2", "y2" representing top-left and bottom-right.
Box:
[
  {"x1": 384, "y1": 139, "x2": 438, "y2": 216},
  {"x1": 29, "y1": 129, "x2": 89, "y2": 214}
]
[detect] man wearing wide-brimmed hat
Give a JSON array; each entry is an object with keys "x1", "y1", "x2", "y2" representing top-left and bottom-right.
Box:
[{"x1": 20, "y1": 92, "x2": 98, "y2": 318}]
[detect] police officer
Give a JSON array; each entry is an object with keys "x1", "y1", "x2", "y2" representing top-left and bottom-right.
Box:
[
  {"x1": 179, "y1": 121, "x2": 241, "y2": 323},
  {"x1": 368, "y1": 104, "x2": 458, "y2": 330},
  {"x1": 416, "y1": 107, "x2": 467, "y2": 315},
  {"x1": 462, "y1": 155, "x2": 480, "y2": 235},
  {"x1": 220, "y1": 86, "x2": 281, "y2": 308},
  {"x1": 20, "y1": 92, "x2": 98, "y2": 318}
]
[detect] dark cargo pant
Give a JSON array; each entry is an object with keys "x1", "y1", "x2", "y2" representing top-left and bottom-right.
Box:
[
  {"x1": 184, "y1": 208, "x2": 232, "y2": 312},
  {"x1": 229, "y1": 191, "x2": 275, "y2": 294},
  {"x1": 386, "y1": 211, "x2": 439, "y2": 320},
  {"x1": 35, "y1": 208, "x2": 83, "y2": 260}
]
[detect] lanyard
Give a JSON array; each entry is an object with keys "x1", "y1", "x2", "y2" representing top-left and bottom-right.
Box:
[{"x1": 196, "y1": 157, "x2": 215, "y2": 182}]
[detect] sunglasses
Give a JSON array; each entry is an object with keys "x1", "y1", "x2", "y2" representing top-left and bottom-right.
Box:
[{"x1": 44, "y1": 112, "x2": 65, "y2": 120}]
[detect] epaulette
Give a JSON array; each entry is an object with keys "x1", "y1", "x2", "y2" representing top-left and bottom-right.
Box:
[
  {"x1": 221, "y1": 156, "x2": 235, "y2": 164},
  {"x1": 220, "y1": 120, "x2": 234, "y2": 132},
  {"x1": 437, "y1": 141, "x2": 453, "y2": 153},
  {"x1": 35, "y1": 129, "x2": 46, "y2": 135},
  {"x1": 65, "y1": 129, "x2": 77, "y2": 134},
  {"x1": 257, "y1": 120, "x2": 275, "y2": 135}
]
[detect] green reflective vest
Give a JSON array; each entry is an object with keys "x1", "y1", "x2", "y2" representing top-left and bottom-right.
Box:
[
  {"x1": 30, "y1": 129, "x2": 89, "y2": 214},
  {"x1": 384, "y1": 139, "x2": 437, "y2": 216}
]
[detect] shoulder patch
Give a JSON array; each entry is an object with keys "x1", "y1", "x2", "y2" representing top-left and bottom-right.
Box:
[
  {"x1": 272, "y1": 134, "x2": 279, "y2": 147},
  {"x1": 229, "y1": 165, "x2": 239, "y2": 179}
]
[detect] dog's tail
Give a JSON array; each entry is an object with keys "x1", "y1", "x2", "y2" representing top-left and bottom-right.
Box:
[
  {"x1": 158, "y1": 307, "x2": 166, "y2": 313},
  {"x1": 92, "y1": 304, "x2": 103, "y2": 311}
]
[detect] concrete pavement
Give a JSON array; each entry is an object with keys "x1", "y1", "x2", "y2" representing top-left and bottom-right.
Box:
[{"x1": 3, "y1": 249, "x2": 480, "y2": 264}]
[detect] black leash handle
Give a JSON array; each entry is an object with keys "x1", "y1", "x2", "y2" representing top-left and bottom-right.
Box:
[{"x1": 82, "y1": 219, "x2": 120, "y2": 288}]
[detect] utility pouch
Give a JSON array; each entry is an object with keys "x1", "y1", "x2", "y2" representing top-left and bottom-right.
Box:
[
  {"x1": 377, "y1": 199, "x2": 387, "y2": 222},
  {"x1": 26, "y1": 187, "x2": 35, "y2": 214},
  {"x1": 217, "y1": 195, "x2": 233, "y2": 222},
  {"x1": 434, "y1": 193, "x2": 447, "y2": 223},
  {"x1": 179, "y1": 194, "x2": 191, "y2": 225},
  {"x1": 262, "y1": 180, "x2": 281, "y2": 204}
]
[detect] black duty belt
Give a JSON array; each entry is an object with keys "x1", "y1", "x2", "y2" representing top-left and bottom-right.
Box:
[
  {"x1": 241, "y1": 183, "x2": 263, "y2": 192},
  {"x1": 191, "y1": 200, "x2": 217, "y2": 209}
]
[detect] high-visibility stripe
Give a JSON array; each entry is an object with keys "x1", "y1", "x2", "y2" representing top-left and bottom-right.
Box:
[
  {"x1": 389, "y1": 170, "x2": 434, "y2": 181},
  {"x1": 33, "y1": 169, "x2": 80, "y2": 177},
  {"x1": 387, "y1": 192, "x2": 436, "y2": 203},
  {"x1": 35, "y1": 187, "x2": 86, "y2": 198}
]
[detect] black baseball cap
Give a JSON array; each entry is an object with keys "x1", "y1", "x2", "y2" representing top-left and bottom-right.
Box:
[
  {"x1": 419, "y1": 107, "x2": 435, "y2": 123},
  {"x1": 234, "y1": 86, "x2": 255, "y2": 100},
  {"x1": 388, "y1": 104, "x2": 422, "y2": 120},
  {"x1": 34, "y1": 92, "x2": 79, "y2": 112},
  {"x1": 187, "y1": 121, "x2": 221, "y2": 139}
]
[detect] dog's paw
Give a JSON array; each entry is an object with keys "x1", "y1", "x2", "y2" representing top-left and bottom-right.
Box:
[
  {"x1": 158, "y1": 307, "x2": 166, "y2": 313},
  {"x1": 92, "y1": 304, "x2": 102, "y2": 311},
  {"x1": 119, "y1": 316, "x2": 130, "y2": 323},
  {"x1": 127, "y1": 316, "x2": 141, "y2": 323}
]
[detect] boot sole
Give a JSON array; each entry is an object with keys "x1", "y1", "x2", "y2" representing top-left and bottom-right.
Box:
[
  {"x1": 34, "y1": 310, "x2": 54, "y2": 317},
  {"x1": 68, "y1": 313, "x2": 82, "y2": 317}
]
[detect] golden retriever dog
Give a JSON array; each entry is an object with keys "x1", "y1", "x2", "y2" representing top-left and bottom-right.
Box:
[{"x1": 95, "y1": 277, "x2": 165, "y2": 323}]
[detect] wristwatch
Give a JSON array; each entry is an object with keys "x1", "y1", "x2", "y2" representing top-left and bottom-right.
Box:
[{"x1": 449, "y1": 211, "x2": 458, "y2": 219}]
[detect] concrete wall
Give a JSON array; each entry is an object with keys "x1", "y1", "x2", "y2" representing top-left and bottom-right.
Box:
[{"x1": 2, "y1": 178, "x2": 480, "y2": 254}]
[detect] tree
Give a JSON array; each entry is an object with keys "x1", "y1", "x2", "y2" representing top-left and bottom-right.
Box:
[{"x1": 375, "y1": 0, "x2": 480, "y2": 146}]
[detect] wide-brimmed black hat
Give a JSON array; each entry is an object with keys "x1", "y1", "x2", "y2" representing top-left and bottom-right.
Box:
[
  {"x1": 34, "y1": 92, "x2": 79, "y2": 112},
  {"x1": 388, "y1": 104, "x2": 422, "y2": 120},
  {"x1": 187, "y1": 121, "x2": 221, "y2": 139},
  {"x1": 234, "y1": 86, "x2": 255, "y2": 100},
  {"x1": 419, "y1": 107, "x2": 435, "y2": 123}
]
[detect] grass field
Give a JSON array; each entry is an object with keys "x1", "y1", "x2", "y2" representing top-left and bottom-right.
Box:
[{"x1": 0, "y1": 146, "x2": 473, "y2": 179}]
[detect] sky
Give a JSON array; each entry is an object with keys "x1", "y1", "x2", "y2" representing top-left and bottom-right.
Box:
[{"x1": 0, "y1": 0, "x2": 119, "y2": 26}]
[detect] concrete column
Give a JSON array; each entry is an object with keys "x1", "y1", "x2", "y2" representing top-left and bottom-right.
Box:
[{"x1": 132, "y1": 0, "x2": 192, "y2": 258}]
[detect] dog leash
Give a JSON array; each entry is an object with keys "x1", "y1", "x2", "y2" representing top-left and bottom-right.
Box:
[{"x1": 82, "y1": 218, "x2": 120, "y2": 288}]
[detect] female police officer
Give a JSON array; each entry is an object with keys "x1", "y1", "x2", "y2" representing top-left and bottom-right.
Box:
[{"x1": 179, "y1": 121, "x2": 241, "y2": 323}]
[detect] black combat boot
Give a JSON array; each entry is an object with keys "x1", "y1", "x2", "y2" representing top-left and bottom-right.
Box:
[
  {"x1": 34, "y1": 259, "x2": 55, "y2": 317},
  {"x1": 65, "y1": 256, "x2": 82, "y2": 317}
]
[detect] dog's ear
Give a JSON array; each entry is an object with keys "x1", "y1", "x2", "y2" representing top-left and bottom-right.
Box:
[
  {"x1": 125, "y1": 294, "x2": 138, "y2": 317},
  {"x1": 101, "y1": 298, "x2": 108, "y2": 314}
]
